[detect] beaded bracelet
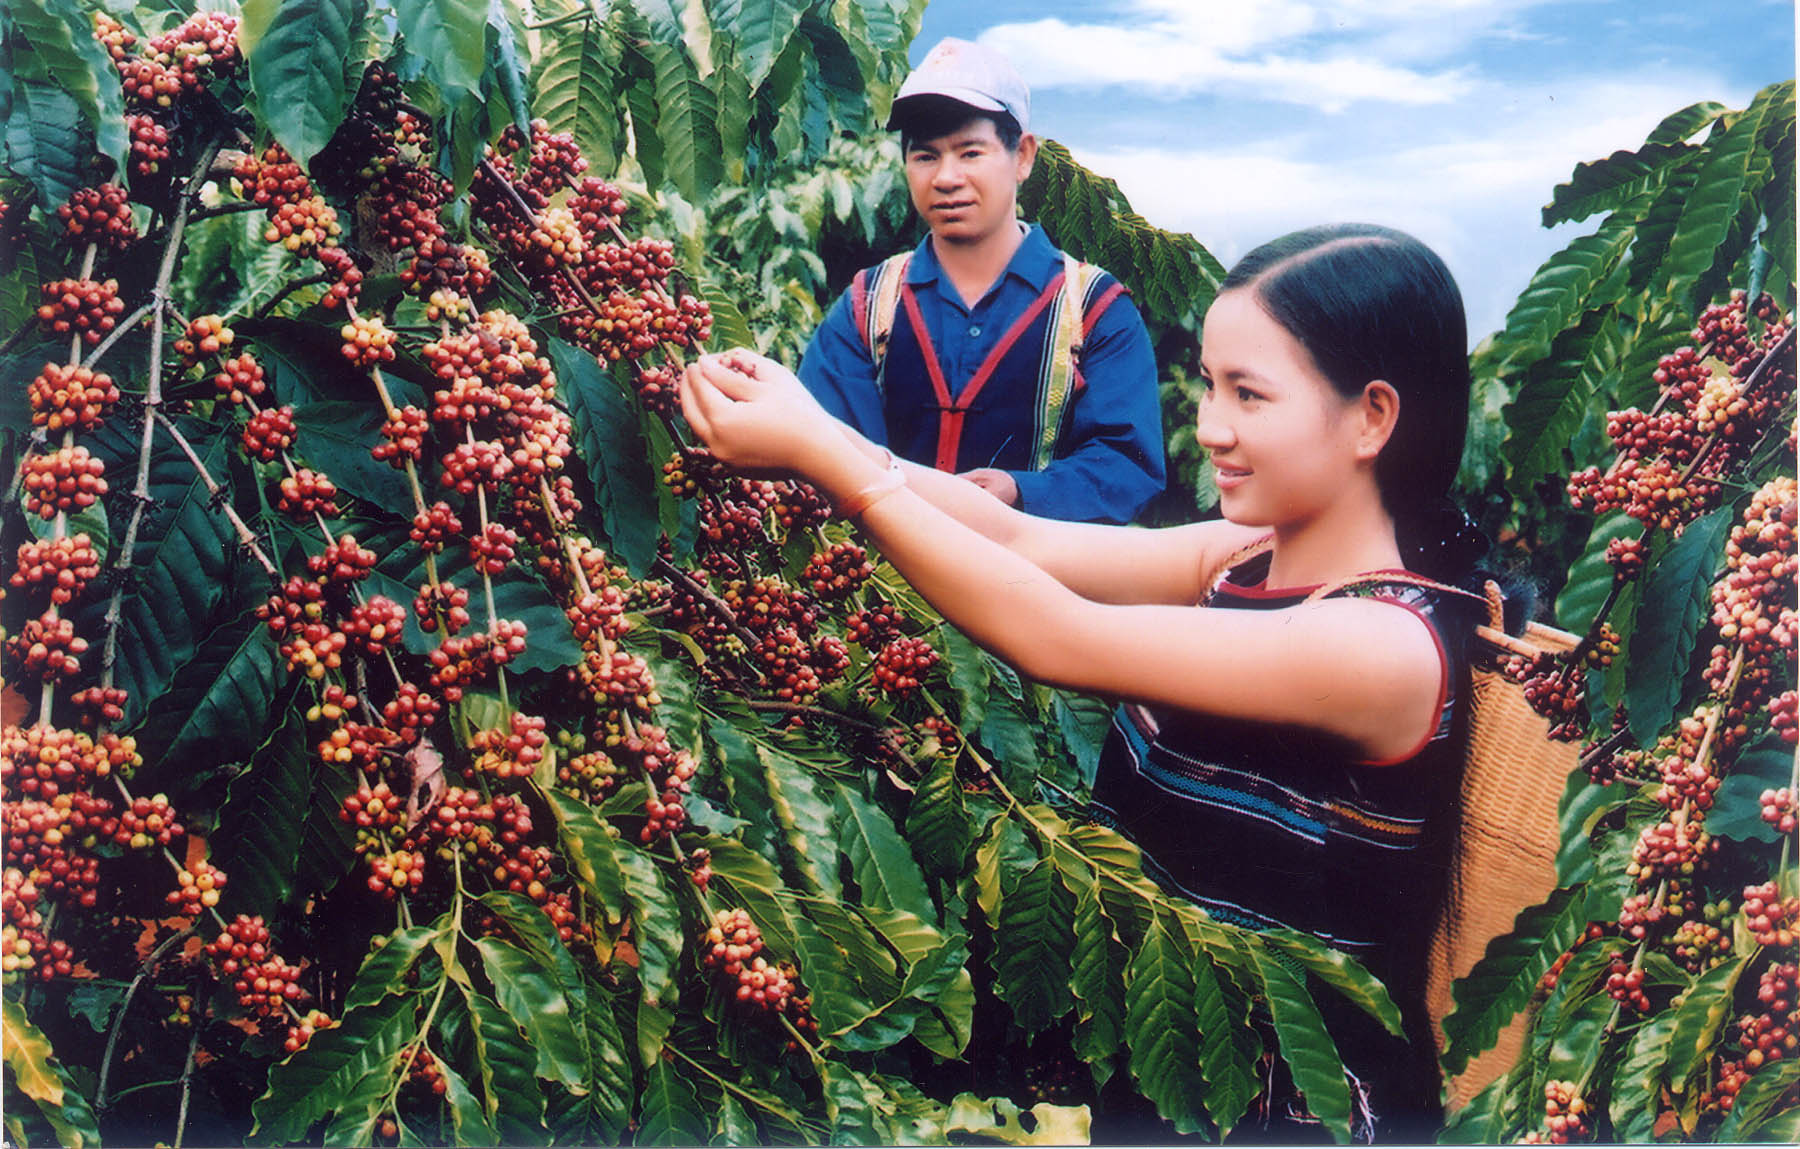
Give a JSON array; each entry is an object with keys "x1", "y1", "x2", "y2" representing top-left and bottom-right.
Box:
[{"x1": 836, "y1": 453, "x2": 906, "y2": 519}]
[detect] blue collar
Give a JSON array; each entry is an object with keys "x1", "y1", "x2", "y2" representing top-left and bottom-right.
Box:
[{"x1": 906, "y1": 223, "x2": 1060, "y2": 295}]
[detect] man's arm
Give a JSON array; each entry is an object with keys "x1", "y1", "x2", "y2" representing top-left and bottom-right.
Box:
[
  {"x1": 1005, "y1": 288, "x2": 1165, "y2": 523},
  {"x1": 796, "y1": 289, "x2": 888, "y2": 443}
]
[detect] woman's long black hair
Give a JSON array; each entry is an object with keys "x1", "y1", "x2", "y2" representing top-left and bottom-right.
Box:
[{"x1": 1221, "y1": 224, "x2": 1502, "y2": 592}]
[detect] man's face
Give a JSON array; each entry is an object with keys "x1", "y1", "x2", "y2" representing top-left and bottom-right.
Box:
[{"x1": 903, "y1": 117, "x2": 1036, "y2": 247}]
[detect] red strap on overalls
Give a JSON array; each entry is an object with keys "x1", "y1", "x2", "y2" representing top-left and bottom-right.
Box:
[
  {"x1": 900, "y1": 273, "x2": 1067, "y2": 472},
  {"x1": 1070, "y1": 280, "x2": 1128, "y2": 393}
]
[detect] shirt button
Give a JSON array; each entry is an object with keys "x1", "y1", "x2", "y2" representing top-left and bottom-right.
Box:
[{"x1": 968, "y1": 324, "x2": 981, "y2": 337}]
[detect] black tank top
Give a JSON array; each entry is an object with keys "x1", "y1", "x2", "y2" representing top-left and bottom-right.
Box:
[{"x1": 1088, "y1": 550, "x2": 1481, "y2": 1005}]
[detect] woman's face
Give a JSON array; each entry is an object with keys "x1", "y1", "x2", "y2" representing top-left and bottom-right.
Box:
[{"x1": 1195, "y1": 288, "x2": 1374, "y2": 530}]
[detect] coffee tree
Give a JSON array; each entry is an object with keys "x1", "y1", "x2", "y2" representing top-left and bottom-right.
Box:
[
  {"x1": 1441, "y1": 84, "x2": 1798, "y2": 1142},
  {"x1": 0, "y1": 3, "x2": 1407, "y2": 1146}
]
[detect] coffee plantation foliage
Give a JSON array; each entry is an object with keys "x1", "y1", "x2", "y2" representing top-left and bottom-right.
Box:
[{"x1": 0, "y1": 0, "x2": 1793, "y2": 1145}]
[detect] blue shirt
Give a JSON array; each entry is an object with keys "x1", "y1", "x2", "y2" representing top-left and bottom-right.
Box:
[{"x1": 798, "y1": 225, "x2": 1166, "y2": 524}]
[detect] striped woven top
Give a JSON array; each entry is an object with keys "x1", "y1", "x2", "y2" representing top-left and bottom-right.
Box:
[{"x1": 1088, "y1": 549, "x2": 1481, "y2": 1001}]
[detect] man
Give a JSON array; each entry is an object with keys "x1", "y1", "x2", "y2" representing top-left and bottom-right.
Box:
[{"x1": 797, "y1": 38, "x2": 1165, "y2": 524}]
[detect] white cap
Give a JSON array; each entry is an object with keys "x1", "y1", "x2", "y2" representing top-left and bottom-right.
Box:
[{"x1": 888, "y1": 37, "x2": 1030, "y2": 135}]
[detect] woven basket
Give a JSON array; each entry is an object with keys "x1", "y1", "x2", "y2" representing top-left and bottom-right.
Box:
[{"x1": 1425, "y1": 586, "x2": 1581, "y2": 1109}]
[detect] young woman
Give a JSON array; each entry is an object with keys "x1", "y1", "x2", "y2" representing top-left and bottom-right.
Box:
[{"x1": 681, "y1": 224, "x2": 1497, "y2": 1135}]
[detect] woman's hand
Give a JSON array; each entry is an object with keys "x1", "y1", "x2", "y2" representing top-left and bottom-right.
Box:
[{"x1": 680, "y1": 351, "x2": 844, "y2": 478}]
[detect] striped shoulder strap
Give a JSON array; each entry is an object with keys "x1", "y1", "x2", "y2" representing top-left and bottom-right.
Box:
[
  {"x1": 1030, "y1": 255, "x2": 1101, "y2": 469},
  {"x1": 853, "y1": 252, "x2": 913, "y2": 380}
]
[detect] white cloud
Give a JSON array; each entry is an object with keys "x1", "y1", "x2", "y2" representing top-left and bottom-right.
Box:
[
  {"x1": 1059, "y1": 68, "x2": 1756, "y2": 337},
  {"x1": 976, "y1": 0, "x2": 1555, "y2": 111}
]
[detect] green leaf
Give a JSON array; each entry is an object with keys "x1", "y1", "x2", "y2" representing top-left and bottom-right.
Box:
[
  {"x1": 939, "y1": 623, "x2": 990, "y2": 728},
  {"x1": 754, "y1": 739, "x2": 843, "y2": 899},
  {"x1": 711, "y1": 0, "x2": 807, "y2": 92},
  {"x1": 241, "y1": 0, "x2": 366, "y2": 167},
  {"x1": 1554, "y1": 513, "x2": 1639, "y2": 632},
  {"x1": 484, "y1": 0, "x2": 534, "y2": 140},
  {"x1": 2, "y1": 1000, "x2": 100, "y2": 1149},
  {"x1": 702, "y1": 836, "x2": 802, "y2": 958},
  {"x1": 1502, "y1": 306, "x2": 1629, "y2": 493},
  {"x1": 67, "y1": 419, "x2": 237, "y2": 730},
  {"x1": 835, "y1": 787, "x2": 931, "y2": 914},
  {"x1": 1661, "y1": 83, "x2": 1792, "y2": 304},
  {"x1": 547, "y1": 338, "x2": 663, "y2": 575},
  {"x1": 978, "y1": 690, "x2": 1041, "y2": 794},
  {"x1": 614, "y1": 842, "x2": 682, "y2": 1005},
  {"x1": 342, "y1": 922, "x2": 444, "y2": 1013},
  {"x1": 1123, "y1": 915, "x2": 1206, "y2": 1134},
  {"x1": 437, "y1": 1058, "x2": 500, "y2": 1147},
  {"x1": 1608, "y1": 1011, "x2": 1681, "y2": 1142},
  {"x1": 545, "y1": 790, "x2": 628, "y2": 925},
  {"x1": 394, "y1": 0, "x2": 485, "y2": 98},
  {"x1": 1052, "y1": 692, "x2": 1112, "y2": 785},
  {"x1": 131, "y1": 612, "x2": 286, "y2": 772},
  {"x1": 211, "y1": 711, "x2": 311, "y2": 915},
  {"x1": 647, "y1": 41, "x2": 721, "y2": 200},
  {"x1": 1647, "y1": 100, "x2": 1732, "y2": 145},
  {"x1": 1626, "y1": 506, "x2": 1731, "y2": 742},
  {"x1": 9, "y1": 0, "x2": 127, "y2": 173},
  {"x1": 1246, "y1": 939, "x2": 1352, "y2": 1144},
  {"x1": 5, "y1": 80, "x2": 90, "y2": 212},
  {"x1": 534, "y1": 15, "x2": 624, "y2": 175},
  {"x1": 790, "y1": 899, "x2": 894, "y2": 1048},
  {"x1": 627, "y1": 0, "x2": 685, "y2": 44},
  {"x1": 1190, "y1": 946, "x2": 1258, "y2": 1135},
  {"x1": 1555, "y1": 767, "x2": 1631, "y2": 887},
  {"x1": 1436, "y1": 1073, "x2": 1516, "y2": 1144},
  {"x1": 1440, "y1": 886, "x2": 1587, "y2": 1075},
  {"x1": 1260, "y1": 930, "x2": 1404, "y2": 1039},
  {"x1": 1716, "y1": 1055, "x2": 1800, "y2": 1141},
  {"x1": 321, "y1": 1046, "x2": 405, "y2": 1146},
  {"x1": 819, "y1": 1061, "x2": 886, "y2": 1144},
  {"x1": 1709, "y1": 743, "x2": 1795, "y2": 843},
  {"x1": 974, "y1": 813, "x2": 1038, "y2": 923},
  {"x1": 1496, "y1": 223, "x2": 1635, "y2": 367},
  {"x1": 637, "y1": 1058, "x2": 708, "y2": 1146},
  {"x1": 472, "y1": 937, "x2": 585, "y2": 1089},
  {"x1": 1067, "y1": 878, "x2": 1127, "y2": 1072},
  {"x1": 252, "y1": 993, "x2": 416, "y2": 1143},
  {"x1": 1664, "y1": 957, "x2": 1747, "y2": 1097},
  {"x1": 1541, "y1": 141, "x2": 1692, "y2": 228},
  {"x1": 290, "y1": 398, "x2": 416, "y2": 512},
  {"x1": 991, "y1": 858, "x2": 1075, "y2": 1036},
  {"x1": 458, "y1": 981, "x2": 549, "y2": 1143},
  {"x1": 715, "y1": 1092, "x2": 759, "y2": 1145},
  {"x1": 906, "y1": 755, "x2": 975, "y2": 878}
]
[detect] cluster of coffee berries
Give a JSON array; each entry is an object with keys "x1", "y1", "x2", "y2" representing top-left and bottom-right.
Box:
[
  {"x1": 1626, "y1": 818, "x2": 1715, "y2": 883},
  {"x1": 1731, "y1": 961, "x2": 1798, "y2": 1071},
  {"x1": 1518, "y1": 1081, "x2": 1590, "y2": 1144},
  {"x1": 801, "y1": 541, "x2": 874, "y2": 600},
  {"x1": 1712, "y1": 476, "x2": 1795, "y2": 662},
  {"x1": 28, "y1": 364, "x2": 120, "y2": 433},
  {"x1": 11, "y1": 535, "x2": 101, "y2": 608},
  {"x1": 1505, "y1": 652, "x2": 1587, "y2": 742},
  {"x1": 21, "y1": 445, "x2": 108, "y2": 519},
  {"x1": 166, "y1": 858, "x2": 227, "y2": 916},
  {"x1": 699, "y1": 909, "x2": 801, "y2": 1014},
  {"x1": 56, "y1": 184, "x2": 137, "y2": 250},
  {"x1": 205, "y1": 915, "x2": 314, "y2": 1024},
  {"x1": 872, "y1": 636, "x2": 939, "y2": 697},
  {"x1": 38, "y1": 279, "x2": 125, "y2": 346},
  {"x1": 1741, "y1": 882, "x2": 1798, "y2": 947}
]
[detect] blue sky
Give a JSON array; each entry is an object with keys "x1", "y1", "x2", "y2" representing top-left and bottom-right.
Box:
[{"x1": 912, "y1": 0, "x2": 1797, "y2": 342}]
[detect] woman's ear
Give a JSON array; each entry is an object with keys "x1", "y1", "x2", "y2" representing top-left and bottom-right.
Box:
[{"x1": 1354, "y1": 380, "x2": 1401, "y2": 461}]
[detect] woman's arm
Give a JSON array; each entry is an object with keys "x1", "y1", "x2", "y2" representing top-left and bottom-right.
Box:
[
  {"x1": 683, "y1": 355, "x2": 1445, "y2": 761},
  {"x1": 714, "y1": 355, "x2": 1267, "y2": 606}
]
